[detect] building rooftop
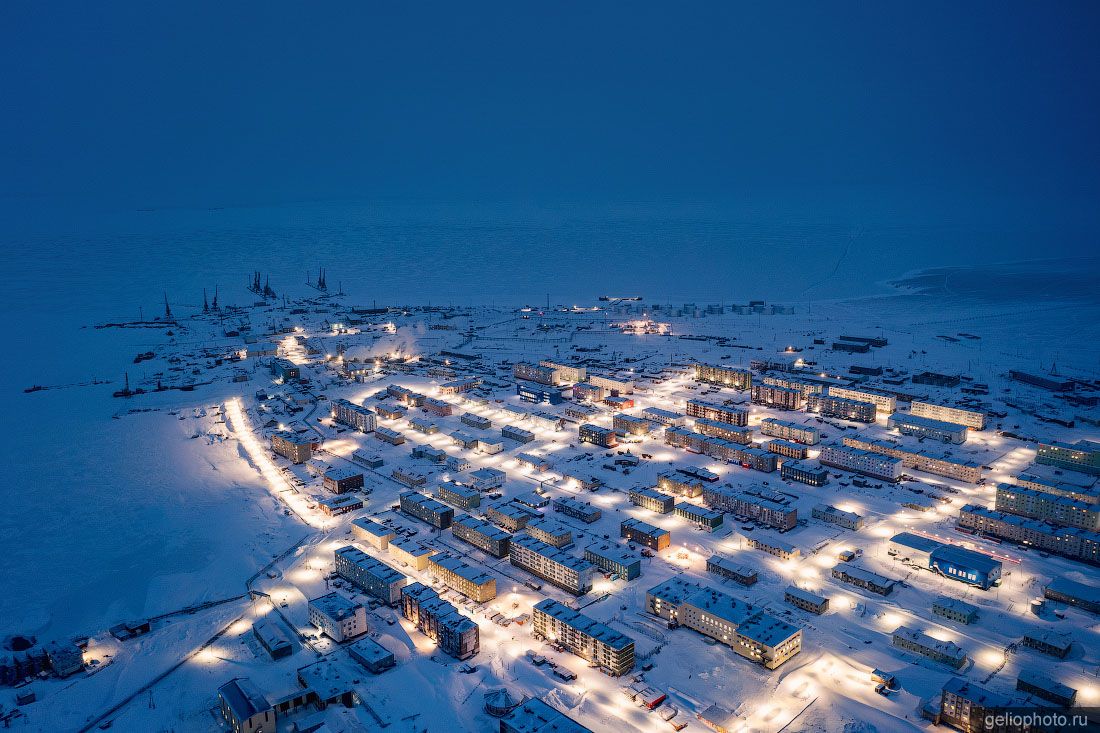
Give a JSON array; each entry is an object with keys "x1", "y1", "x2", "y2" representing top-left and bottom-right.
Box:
[
  {"x1": 335, "y1": 545, "x2": 406, "y2": 583},
  {"x1": 512, "y1": 534, "x2": 594, "y2": 573},
  {"x1": 683, "y1": 587, "x2": 754, "y2": 627},
  {"x1": 350, "y1": 518, "x2": 395, "y2": 539},
  {"x1": 219, "y1": 678, "x2": 271, "y2": 721},
  {"x1": 308, "y1": 592, "x2": 362, "y2": 623},
  {"x1": 533, "y1": 599, "x2": 633, "y2": 651},
  {"x1": 737, "y1": 611, "x2": 801, "y2": 647},
  {"x1": 429, "y1": 553, "x2": 494, "y2": 586}
]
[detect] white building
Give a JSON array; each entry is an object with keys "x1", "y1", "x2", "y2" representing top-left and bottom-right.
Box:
[{"x1": 308, "y1": 592, "x2": 368, "y2": 642}]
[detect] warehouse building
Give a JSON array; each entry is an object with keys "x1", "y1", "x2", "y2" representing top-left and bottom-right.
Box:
[
  {"x1": 499, "y1": 698, "x2": 592, "y2": 733},
  {"x1": 910, "y1": 401, "x2": 985, "y2": 430},
  {"x1": 532, "y1": 599, "x2": 635, "y2": 676},
  {"x1": 887, "y1": 413, "x2": 968, "y2": 444},
  {"x1": 510, "y1": 534, "x2": 597, "y2": 595},
  {"x1": 452, "y1": 515, "x2": 512, "y2": 558},
  {"x1": 427, "y1": 553, "x2": 497, "y2": 602},
  {"x1": 585, "y1": 543, "x2": 642, "y2": 580},
  {"x1": 400, "y1": 583, "x2": 480, "y2": 660},
  {"x1": 621, "y1": 518, "x2": 671, "y2": 550},
  {"x1": 759, "y1": 418, "x2": 820, "y2": 445},
  {"x1": 929, "y1": 545, "x2": 1002, "y2": 590},
  {"x1": 629, "y1": 487, "x2": 675, "y2": 514}
]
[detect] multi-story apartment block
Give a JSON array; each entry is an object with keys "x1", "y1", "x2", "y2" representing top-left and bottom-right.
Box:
[
  {"x1": 766, "y1": 439, "x2": 808, "y2": 460},
  {"x1": 375, "y1": 403, "x2": 408, "y2": 421},
  {"x1": 694, "y1": 363, "x2": 752, "y2": 390},
  {"x1": 218, "y1": 678, "x2": 274, "y2": 733},
  {"x1": 1037, "y1": 440, "x2": 1100, "y2": 476},
  {"x1": 584, "y1": 543, "x2": 642, "y2": 580},
  {"x1": 656, "y1": 471, "x2": 704, "y2": 497},
  {"x1": 620, "y1": 518, "x2": 671, "y2": 550},
  {"x1": 514, "y1": 362, "x2": 559, "y2": 385},
  {"x1": 532, "y1": 599, "x2": 635, "y2": 676},
  {"x1": 487, "y1": 502, "x2": 538, "y2": 532},
  {"x1": 995, "y1": 483, "x2": 1100, "y2": 531},
  {"x1": 664, "y1": 427, "x2": 778, "y2": 472},
  {"x1": 408, "y1": 417, "x2": 439, "y2": 435},
  {"x1": 451, "y1": 515, "x2": 512, "y2": 558},
  {"x1": 271, "y1": 431, "x2": 315, "y2": 463},
  {"x1": 579, "y1": 423, "x2": 618, "y2": 448},
  {"x1": 400, "y1": 583, "x2": 480, "y2": 660},
  {"x1": 675, "y1": 502, "x2": 725, "y2": 531},
  {"x1": 389, "y1": 536, "x2": 437, "y2": 571},
  {"x1": 784, "y1": 586, "x2": 829, "y2": 615},
  {"x1": 685, "y1": 399, "x2": 748, "y2": 426},
  {"x1": 958, "y1": 504, "x2": 1100, "y2": 565},
  {"x1": 811, "y1": 503, "x2": 864, "y2": 530},
  {"x1": 827, "y1": 386, "x2": 896, "y2": 414},
  {"x1": 761, "y1": 374, "x2": 827, "y2": 397},
  {"x1": 640, "y1": 407, "x2": 685, "y2": 426},
  {"x1": 746, "y1": 536, "x2": 801, "y2": 560},
  {"x1": 322, "y1": 466, "x2": 364, "y2": 494},
  {"x1": 706, "y1": 554, "x2": 758, "y2": 586},
  {"x1": 781, "y1": 459, "x2": 829, "y2": 486},
  {"x1": 1020, "y1": 629, "x2": 1073, "y2": 659},
  {"x1": 553, "y1": 497, "x2": 602, "y2": 523},
  {"x1": 891, "y1": 625, "x2": 966, "y2": 668},
  {"x1": 831, "y1": 565, "x2": 897, "y2": 595},
  {"x1": 842, "y1": 434, "x2": 981, "y2": 483},
  {"x1": 524, "y1": 518, "x2": 573, "y2": 548},
  {"x1": 940, "y1": 677, "x2": 1011, "y2": 732},
  {"x1": 460, "y1": 412, "x2": 492, "y2": 430},
  {"x1": 932, "y1": 596, "x2": 979, "y2": 625},
  {"x1": 612, "y1": 413, "x2": 653, "y2": 436},
  {"x1": 334, "y1": 545, "x2": 407, "y2": 606},
  {"x1": 819, "y1": 444, "x2": 902, "y2": 482},
  {"x1": 572, "y1": 382, "x2": 606, "y2": 402},
  {"x1": 539, "y1": 360, "x2": 587, "y2": 384},
  {"x1": 910, "y1": 401, "x2": 985, "y2": 430},
  {"x1": 887, "y1": 413, "x2": 967, "y2": 444},
  {"x1": 693, "y1": 417, "x2": 753, "y2": 444},
  {"x1": 436, "y1": 481, "x2": 481, "y2": 511},
  {"x1": 759, "y1": 418, "x2": 820, "y2": 445},
  {"x1": 317, "y1": 494, "x2": 363, "y2": 516},
  {"x1": 438, "y1": 376, "x2": 482, "y2": 394},
  {"x1": 331, "y1": 398, "x2": 377, "y2": 433},
  {"x1": 645, "y1": 579, "x2": 802, "y2": 669},
  {"x1": 351, "y1": 518, "x2": 396, "y2": 550},
  {"x1": 703, "y1": 485, "x2": 796, "y2": 530},
  {"x1": 427, "y1": 553, "x2": 497, "y2": 602},
  {"x1": 630, "y1": 487, "x2": 675, "y2": 514},
  {"x1": 750, "y1": 384, "x2": 803, "y2": 410},
  {"x1": 308, "y1": 592, "x2": 368, "y2": 642},
  {"x1": 806, "y1": 393, "x2": 877, "y2": 423},
  {"x1": 588, "y1": 374, "x2": 634, "y2": 395},
  {"x1": 509, "y1": 534, "x2": 596, "y2": 595},
  {"x1": 1015, "y1": 473, "x2": 1100, "y2": 504},
  {"x1": 422, "y1": 397, "x2": 453, "y2": 417},
  {"x1": 391, "y1": 467, "x2": 428, "y2": 488},
  {"x1": 399, "y1": 491, "x2": 454, "y2": 528}
]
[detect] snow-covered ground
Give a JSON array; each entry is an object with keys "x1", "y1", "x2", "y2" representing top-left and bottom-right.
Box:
[{"x1": 1, "y1": 256, "x2": 1098, "y2": 733}]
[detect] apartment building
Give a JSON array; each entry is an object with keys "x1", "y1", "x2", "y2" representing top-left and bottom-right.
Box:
[
  {"x1": 766, "y1": 439, "x2": 808, "y2": 460},
  {"x1": 400, "y1": 583, "x2": 480, "y2": 660},
  {"x1": 891, "y1": 625, "x2": 966, "y2": 668},
  {"x1": 781, "y1": 460, "x2": 829, "y2": 486},
  {"x1": 579, "y1": 423, "x2": 618, "y2": 448},
  {"x1": 957, "y1": 504, "x2": 1100, "y2": 564},
  {"x1": 539, "y1": 360, "x2": 586, "y2": 384},
  {"x1": 842, "y1": 434, "x2": 982, "y2": 483},
  {"x1": 827, "y1": 386, "x2": 896, "y2": 414},
  {"x1": 524, "y1": 518, "x2": 573, "y2": 548},
  {"x1": 351, "y1": 518, "x2": 396, "y2": 551},
  {"x1": 572, "y1": 382, "x2": 605, "y2": 402},
  {"x1": 330, "y1": 398, "x2": 377, "y2": 433},
  {"x1": 422, "y1": 397, "x2": 453, "y2": 417},
  {"x1": 585, "y1": 543, "x2": 642, "y2": 581},
  {"x1": 703, "y1": 485, "x2": 796, "y2": 530},
  {"x1": 553, "y1": 497, "x2": 602, "y2": 523},
  {"x1": 806, "y1": 393, "x2": 877, "y2": 423},
  {"x1": 761, "y1": 374, "x2": 826, "y2": 397},
  {"x1": 427, "y1": 553, "x2": 497, "y2": 602},
  {"x1": 819, "y1": 444, "x2": 902, "y2": 482},
  {"x1": 750, "y1": 384, "x2": 803, "y2": 410},
  {"x1": 1037, "y1": 440, "x2": 1100, "y2": 476},
  {"x1": 831, "y1": 565, "x2": 897, "y2": 596},
  {"x1": 664, "y1": 427, "x2": 778, "y2": 472},
  {"x1": 436, "y1": 481, "x2": 481, "y2": 511},
  {"x1": 811, "y1": 504, "x2": 864, "y2": 530},
  {"x1": 706, "y1": 555, "x2": 758, "y2": 586},
  {"x1": 308, "y1": 592, "x2": 368, "y2": 642},
  {"x1": 887, "y1": 413, "x2": 968, "y2": 444},
  {"x1": 995, "y1": 483, "x2": 1100, "y2": 531},
  {"x1": 514, "y1": 362, "x2": 559, "y2": 385},
  {"x1": 1015, "y1": 473, "x2": 1100, "y2": 504},
  {"x1": 932, "y1": 596, "x2": 979, "y2": 625},
  {"x1": 612, "y1": 413, "x2": 653, "y2": 436},
  {"x1": 332, "y1": 551, "x2": 403, "y2": 609},
  {"x1": 460, "y1": 412, "x2": 492, "y2": 430},
  {"x1": 640, "y1": 407, "x2": 685, "y2": 426},
  {"x1": 400, "y1": 491, "x2": 454, "y2": 529},
  {"x1": 533, "y1": 599, "x2": 635, "y2": 676},
  {"x1": 469, "y1": 466, "x2": 506, "y2": 491},
  {"x1": 940, "y1": 677, "x2": 1011, "y2": 733},
  {"x1": 759, "y1": 418, "x2": 820, "y2": 445},
  {"x1": 488, "y1": 502, "x2": 538, "y2": 532},
  {"x1": 271, "y1": 431, "x2": 314, "y2": 463},
  {"x1": 676, "y1": 502, "x2": 725, "y2": 531},
  {"x1": 588, "y1": 374, "x2": 634, "y2": 395},
  {"x1": 693, "y1": 417, "x2": 753, "y2": 445},
  {"x1": 502, "y1": 424, "x2": 536, "y2": 443},
  {"x1": 509, "y1": 534, "x2": 597, "y2": 595},
  {"x1": 620, "y1": 518, "x2": 671, "y2": 550},
  {"x1": 784, "y1": 586, "x2": 829, "y2": 615},
  {"x1": 451, "y1": 515, "x2": 512, "y2": 558},
  {"x1": 374, "y1": 426, "x2": 405, "y2": 445},
  {"x1": 629, "y1": 487, "x2": 675, "y2": 514},
  {"x1": 322, "y1": 467, "x2": 363, "y2": 494},
  {"x1": 746, "y1": 536, "x2": 801, "y2": 561},
  {"x1": 694, "y1": 363, "x2": 752, "y2": 390},
  {"x1": 389, "y1": 536, "x2": 437, "y2": 571},
  {"x1": 910, "y1": 401, "x2": 985, "y2": 430},
  {"x1": 685, "y1": 399, "x2": 748, "y2": 426},
  {"x1": 656, "y1": 471, "x2": 704, "y2": 497},
  {"x1": 317, "y1": 494, "x2": 363, "y2": 516}
]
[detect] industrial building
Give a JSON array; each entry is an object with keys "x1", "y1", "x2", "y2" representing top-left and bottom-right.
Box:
[
  {"x1": 891, "y1": 625, "x2": 966, "y2": 668},
  {"x1": 887, "y1": 413, "x2": 968, "y2": 444},
  {"x1": 452, "y1": 515, "x2": 512, "y2": 558},
  {"x1": 806, "y1": 393, "x2": 877, "y2": 423},
  {"x1": 819, "y1": 444, "x2": 902, "y2": 482},
  {"x1": 532, "y1": 599, "x2": 635, "y2": 676},
  {"x1": 759, "y1": 418, "x2": 820, "y2": 445},
  {"x1": 620, "y1": 518, "x2": 671, "y2": 550},
  {"x1": 427, "y1": 553, "x2": 497, "y2": 602},
  {"x1": 400, "y1": 491, "x2": 455, "y2": 529},
  {"x1": 400, "y1": 583, "x2": 480, "y2": 660},
  {"x1": 910, "y1": 401, "x2": 985, "y2": 430},
  {"x1": 694, "y1": 362, "x2": 752, "y2": 390},
  {"x1": 509, "y1": 534, "x2": 597, "y2": 595}
]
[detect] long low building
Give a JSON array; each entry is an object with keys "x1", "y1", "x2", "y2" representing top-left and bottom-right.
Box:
[
  {"x1": 675, "y1": 502, "x2": 724, "y2": 532},
  {"x1": 818, "y1": 444, "x2": 902, "y2": 482},
  {"x1": 911, "y1": 401, "x2": 985, "y2": 430},
  {"x1": 694, "y1": 363, "x2": 752, "y2": 390},
  {"x1": 995, "y1": 483, "x2": 1100, "y2": 531},
  {"x1": 664, "y1": 427, "x2": 777, "y2": 472},
  {"x1": 1043, "y1": 577, "x2": 1100, "y2": 614},
  {"x1": 806, "y1": 393, "x2": 876, "y2": 423},
  {"x1": 685, "y1": 398, "x2": 748, "y2": 426},
  {"x1": 812, "y1": 503, "x2": 864, "y2": 530},
  {"x1": 630, "y1": 487, "x2": 675, "y2": 514},
  {"x1": 693, "y1": 417, "x2": 753, "y2": 445},
  {"x1": 842, "y1": 434, "x2": 982, "y2": 483},
  {"x1": 510, "y1": 534, "x2": 596, "y2": 595},
  {"x1": 957, "y1": 504, "x2": 1100, "y2": 565},
  {"x1": 706, "y1": 555, "x2": 758, "y2": 586},
  {"x1": 827, "y1": 386, "x2": 896, "y2": 414},
  {"x1": 656, "y1": 471, "x2": 705, "y2": 497},
  {"x1": 553, "y1": 497, "x2": 602, "y2": 523},
  {"x1": 831, "y1": 565, "x2": 897, "y2": 595},
  {"x1": 452, "y1": 515, "x2": 513, "y2": 558},
  {"x1": 533, "y1": 598, "x2": 635, "y2": 676},
  {"x1": 759, "y1": 418, "x2": 820, "y2": 445},
  {"x1": 427, "y1": 553, "x2": 497, "y2": 602},
  {"x1": 887, "y1": 412, "x2": 968, "y2": 444},
  {"x1": 891, "y1": 625, "x2": 966, "y2": 669},
  {"x1": 645, "y1": 578, "x2": 802, "y2": 669}
]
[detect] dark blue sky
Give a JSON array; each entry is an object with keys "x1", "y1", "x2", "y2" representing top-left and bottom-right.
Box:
[{"x1": 3, "y1": 2, "x2": 1099, "y2": 215}]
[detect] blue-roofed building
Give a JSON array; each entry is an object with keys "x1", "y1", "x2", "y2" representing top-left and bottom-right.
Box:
[
  {"x1": 218, "y1": 678, "x2": 274, "y2": 733},
  {"x1": 929, "y1": 545, "x2": 1002, "y2": 590}
]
